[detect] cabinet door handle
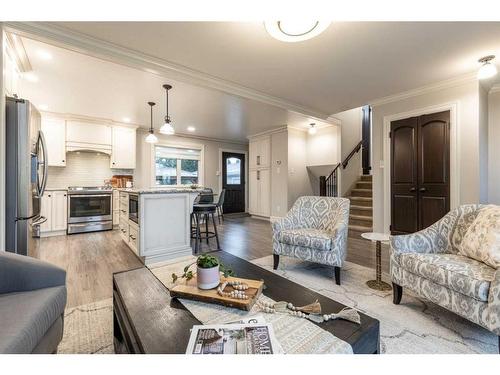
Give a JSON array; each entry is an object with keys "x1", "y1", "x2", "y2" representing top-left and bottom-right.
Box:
[
  {"x1": 129, "y1": 235, "x2": 136, "y2": 240},
  {"x1": 419, "y1": 187, "x2": 427, "y2": 192},
  {"x1": 257, "y1": 171, "x2": 260, "y2": 180},
  {"x1": 409, "y1": 187, "x2": 416, "y2": 192},
  {"x1": 62, "y1": 159, "x2": 65, "y2": 163},
  {"x1": 257, "y1": 155, "x2": 260, "y2": 165}
]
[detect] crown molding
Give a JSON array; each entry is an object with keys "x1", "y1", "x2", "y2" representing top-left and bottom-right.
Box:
[
  {"x1": 136, "y1": 127, "x2": 248, "y2": 146},
  {"x1": 41, "y1": 110, "x2": 139, "y2": 129},
  {"x1": 5, "y1": 32, "x2": 32, "y2": 72},
  {"x1": 247, "y1": 126, "x2": 288, "y2": 139},
  {"x1": 490, "y1": 84, "x2": 500, "y2": 94},
  {"x1": 369, "y1": 72, "x2": 478, "y2": 107},
  {"x1": 5, "y1": 22, "x2": 331, "y2": 120}
]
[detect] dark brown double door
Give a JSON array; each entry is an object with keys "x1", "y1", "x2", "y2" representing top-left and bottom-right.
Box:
[{"x1": 390, "y1": 111, "x2": 450, "y2": 235}]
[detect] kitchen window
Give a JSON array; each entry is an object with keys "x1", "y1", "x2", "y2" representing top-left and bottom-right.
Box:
[{"x1": 154, "y1": 145, "x2": 203, "y2": 186}]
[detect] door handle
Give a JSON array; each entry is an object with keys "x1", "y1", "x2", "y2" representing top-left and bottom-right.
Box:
[
  {"x1": 419, "y1": 187, "x2": 427, "y2": 192},
  {"x1": 257, "y1": 155, "x2": 260, "y2": 165},
  {"x1": 409, "y1": 187, "x2": 416, "y2": 192}
]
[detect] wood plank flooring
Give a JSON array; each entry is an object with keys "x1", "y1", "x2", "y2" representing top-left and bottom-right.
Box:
[{"x1": 32, "y1": 215, "x2": 389, "y2": 308}]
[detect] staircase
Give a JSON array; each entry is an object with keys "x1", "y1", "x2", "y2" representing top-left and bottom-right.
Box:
[{"x1": 347, "y1": 175, "x2": 373, "y2": 238}]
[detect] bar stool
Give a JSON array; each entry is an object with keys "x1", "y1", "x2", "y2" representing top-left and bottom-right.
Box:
[{"x1": 192, "y1": 203, "x2": 221, "y2": 253}]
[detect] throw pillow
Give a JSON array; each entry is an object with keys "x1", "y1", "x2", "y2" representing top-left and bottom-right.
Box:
[{"x1": 459, "y1": 205, "x2": 500, "y2": 268}]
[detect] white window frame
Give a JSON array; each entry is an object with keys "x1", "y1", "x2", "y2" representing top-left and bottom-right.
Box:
[{"x1": 151, "y1": 142, "x2": 205, "y2": 188}]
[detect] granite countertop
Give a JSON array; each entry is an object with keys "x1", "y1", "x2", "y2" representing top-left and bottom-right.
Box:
[{"x1": 117, "y1": 187, "x2": 206, "y2": 194}]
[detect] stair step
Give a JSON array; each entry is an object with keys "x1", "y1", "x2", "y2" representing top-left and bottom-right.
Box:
[
  {"x1": 356, "y1": 181, "x2": 372, "y2": 189},
  {"x1": 350, "y1": 214, "x2": 373, "y2": 227},
  {"x1": 350, "y1": 206, "x2": 373, "y2": 216},
  {"x1": 360, "y1": 175, "x2": 372, "y2": 181},
  {"x1": 350, "y1": 214, "x2": 372, "y2": 221},
  {"x1": 348, "y1": 196, "x2": 373, "y2": 207},
  {"x1": 351, "y1": 188, "x2": 372, "y2": 197},
  {"x1": 348, "y1": 224, "x2": 373, "y2": 239}
]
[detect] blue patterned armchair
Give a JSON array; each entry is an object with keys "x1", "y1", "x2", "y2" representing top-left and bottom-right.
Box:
[
  {"x1": 390, "y1": 204, "x2": 500, "y2": 351},
  {"x1": 271, "y1": 196, "x2": 350, "y2": 285}
]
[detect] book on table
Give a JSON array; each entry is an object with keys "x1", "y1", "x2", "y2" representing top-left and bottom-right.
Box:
[{"x1": 186, "y1": 315, "x2": 283, "y2": 354}]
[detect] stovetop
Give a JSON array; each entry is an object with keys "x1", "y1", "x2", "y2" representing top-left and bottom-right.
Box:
[{"x1": 67, "y1": 186, "x2": 113, "y2": 195}]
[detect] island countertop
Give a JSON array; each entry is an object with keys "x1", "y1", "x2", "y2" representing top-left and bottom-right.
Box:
[{"x1": 117, "y1": 187, "x2": 206, "y2": 194}]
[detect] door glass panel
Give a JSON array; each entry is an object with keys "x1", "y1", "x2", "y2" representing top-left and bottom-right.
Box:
[
  {"x1": 181, "y1": 159, "x2": 199, "y2": 185},
  {"x1": 226, "y1": 157, "x2": 241, "y2": 185},
  {"x1": 155, "y1": 157, "x2": 177, "y2": 185},
  {"x1": 70, "y1": 196, "x2": 111, "y2": 217}
]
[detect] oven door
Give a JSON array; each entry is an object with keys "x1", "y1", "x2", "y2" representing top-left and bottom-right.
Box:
[{"x1": 68, "y1": 194, "x2": 112, "y2": 223}]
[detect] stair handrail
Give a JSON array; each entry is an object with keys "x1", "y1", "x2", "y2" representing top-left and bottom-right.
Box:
[{"x1": 341, "y1": 140, "x2": 363, "y2": 169}]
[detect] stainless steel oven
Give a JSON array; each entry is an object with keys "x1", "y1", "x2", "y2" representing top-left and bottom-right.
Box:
[
  {"x1": 129, "y1": 193, "x2": 139, "y2": 224},
  {"x1": 67, "y1": 186, "x2": 113, "y2": 234}
]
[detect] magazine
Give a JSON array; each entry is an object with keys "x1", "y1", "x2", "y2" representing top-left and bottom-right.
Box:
[{"x1": 186, "y1": 322, "x2": 282, "y2": 354}]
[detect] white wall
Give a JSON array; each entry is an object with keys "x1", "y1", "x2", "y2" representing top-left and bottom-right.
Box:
[
  {"x1": 135, "y1": 130, "x2": 248, "y2": 192},
  {"x1": 371, "y1": 80, "x2": 482, "y2": 232},
  {"x1": 479, "y1": 84, "x2": 489, "y2": 203},
  {"x1": 488, "y1": 89, "x2": 500, "y2": 204},
  {"x1": 287, "y1": 128, "x2": 313, "y2": 208},
  {"x1": 334, "y1": 107, "x2": 363, "y2": 196},
  {"x1": 270, "y1": 130, "x2": 288, "y2": 217},
  {"x1": 306, "y1": 126, "x2": 340, "y2": 166},
  {"x1": 46, "y1": 152, "x2": 133, "y2": 189}
]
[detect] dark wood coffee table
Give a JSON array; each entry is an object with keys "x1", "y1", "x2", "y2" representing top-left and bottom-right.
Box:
[{"x1": 113, "y1": 251, "x2": 380, "y2": 354}]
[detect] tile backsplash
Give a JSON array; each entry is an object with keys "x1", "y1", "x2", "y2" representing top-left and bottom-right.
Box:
[{"x1": 46, "y1": 151, "x2": 133, "y2": 188}]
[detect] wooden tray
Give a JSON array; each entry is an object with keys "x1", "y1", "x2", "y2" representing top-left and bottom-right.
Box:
[{"x1": 169, "y1": 276, "x2": 264, "y2": 311}]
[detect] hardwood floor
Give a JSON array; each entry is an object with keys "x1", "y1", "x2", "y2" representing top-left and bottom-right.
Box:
[{"x1": 33, "y1": 215, "x2": 389, "y2": 308}]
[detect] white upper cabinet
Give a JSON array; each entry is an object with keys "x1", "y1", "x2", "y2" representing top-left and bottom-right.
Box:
[
  {"x1": 111, "y1": 126, "x2": 136, "y2": 169},
  {"x1": 249, "y1": 136, "x2": 271, "y2": 169},
  {"x1": 41, "y1": 117, "x2": 67, "y2": 167},
  {"x1": 66, "y1": 121, "x2": 112, "y2": 153}
]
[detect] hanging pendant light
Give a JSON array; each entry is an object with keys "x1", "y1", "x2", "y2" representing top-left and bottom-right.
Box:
[
  {"x1": 145, "y1": 101, "x2": 158, "y2": 144},
  {"x1": 160, "y1": 84, "x2": 175, "y2": 135}
]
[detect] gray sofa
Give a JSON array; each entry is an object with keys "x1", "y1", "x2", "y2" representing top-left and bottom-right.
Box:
[
  {"x1": 390, "y1": 204, "x2": 500, "y2": 352},
  {"x1": 0, "y1": 251, "x2": 67, "y2": 354}
]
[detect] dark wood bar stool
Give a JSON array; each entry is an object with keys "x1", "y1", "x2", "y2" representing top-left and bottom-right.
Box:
[{"x1": 192, "y1": 203, "x2": 221, "y2": 253}]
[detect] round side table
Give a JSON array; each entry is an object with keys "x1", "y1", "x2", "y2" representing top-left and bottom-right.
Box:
[{"x1": 361, "y1": 232, "x2": 392, "y2": 291}]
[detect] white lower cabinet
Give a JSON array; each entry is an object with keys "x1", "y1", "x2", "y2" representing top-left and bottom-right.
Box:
[
  {"x1": 113, "y1": 190, "x2": 120, "y2": 226},
  {"x1": 118, "y1": 191, "x2": 140, "y2": 256},
  {"x1": 249, "y1": 168, "x2": 270, "y2": 217},
  {"x1": 40, "y1": 190, "x2": 68, "y2": 235}
]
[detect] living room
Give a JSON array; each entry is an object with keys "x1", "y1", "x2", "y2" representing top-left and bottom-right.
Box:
[{"x1": 1, "y1": 2, "x2": 500, "y2": 374}]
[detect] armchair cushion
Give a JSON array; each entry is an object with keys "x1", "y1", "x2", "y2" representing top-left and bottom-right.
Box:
[
  {"x1": 278, "y1": 228, "x2": 333, "y2": 251},
  {"x1": 458, "y1": 205, "x2": 500, "y2": 269},
  {"x1": 394, "y1": 253, "x2": 495, "y2": 302}
]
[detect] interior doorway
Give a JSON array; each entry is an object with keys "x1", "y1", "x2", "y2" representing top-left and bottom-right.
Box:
[
  {"x1": 221, "y1": 152, "x2": 246, "y2": 214},
  {"x1": 390, "y1": 110, "x2": 450, "y2": 235}
]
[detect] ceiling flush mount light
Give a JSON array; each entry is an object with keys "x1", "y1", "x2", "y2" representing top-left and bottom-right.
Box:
[
  {"x1": 265, "y1": 21, "x2": 330, "y2": 42},
  {"x1": 308, "y1": 123, "x2": 317, "y2": 135},
  {"x1": 145, "y1": 101, "x2": 158, "y2": 144},
  {"x1": 160, "y1": 84, "x2": 175, "y2": 135},
  {"x1": 187, "y1": 126, "x2": 196, "y2": 132},
  {"x1": 477, "y1": 55, "x2": 497, "y2": 80}
]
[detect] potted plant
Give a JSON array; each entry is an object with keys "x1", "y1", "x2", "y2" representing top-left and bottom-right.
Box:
[{"x1": 171, "y1": 255, "x2": 234, "y2": 290}]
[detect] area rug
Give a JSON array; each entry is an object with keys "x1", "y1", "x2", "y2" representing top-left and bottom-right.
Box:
[
  {"x1": 251, "y1": 256, "x2": 498, "y2": 354},
  {"x1": 58, "y1": 298, "x2": 114, "y2": 354}
]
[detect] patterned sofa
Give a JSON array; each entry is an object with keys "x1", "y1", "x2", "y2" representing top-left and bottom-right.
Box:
[
  {"x1": 390, "y1": 204, "x2": 500, "y2": 351},
  {"x1": 271, "y1": 196, "x2": 350, "y2": 285}
]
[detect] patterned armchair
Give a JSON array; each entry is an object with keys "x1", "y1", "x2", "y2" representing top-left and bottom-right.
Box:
[
  {"x1": 390, "y1": 204, "x2": 500, "y2": 351},
  {"x1": 271, "y1": 196, "x2": 350, "y2": 285}
]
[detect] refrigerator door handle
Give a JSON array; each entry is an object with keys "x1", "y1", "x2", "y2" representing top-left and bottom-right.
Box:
[
  {"x1": 16, "y1": 213, "x2": 40, "y2": 222},
  {"x1": 32, "y1": 215, "x2": 47, "y2": 225},
  {"x1": 36, "y1": 130, "x2": 48, "y2": 197}
]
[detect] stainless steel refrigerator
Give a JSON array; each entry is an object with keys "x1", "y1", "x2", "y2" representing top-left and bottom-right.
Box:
[{"x1": 5, "y1": 97, "x2": 48, "y2": 255}]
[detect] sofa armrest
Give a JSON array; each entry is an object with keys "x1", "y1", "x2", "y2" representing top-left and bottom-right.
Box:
[
  {"x1": 271, "y1": 215, "x2": 297, "y2": 233},
  {"x1": 0, "y1": 252, "x2": 66, "y2": 294},
  {"x1": 488, "y1": 269, "x2": 500, "y2": 335}
]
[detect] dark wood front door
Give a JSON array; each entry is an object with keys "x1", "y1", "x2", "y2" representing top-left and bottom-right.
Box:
[
  {"x1": 222, "y1": 152, "x2": 245, "y2": 214},
  {"x1": 390, "y1": 111, "x2": 450, "y2": 234}
]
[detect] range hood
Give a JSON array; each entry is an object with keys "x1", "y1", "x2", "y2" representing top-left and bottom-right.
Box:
[{"x1": 66, "y1": 143, "x2": 112, "y2": 155}]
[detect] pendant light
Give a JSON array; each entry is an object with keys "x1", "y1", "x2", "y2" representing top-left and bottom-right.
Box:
[
  {"x1": 477, "y1": 55, "x2": 497, "y2": 80},
  {"x1": 308, "y1": 123, "x2": 317, "y2": 135},
  {"x1": 160, "y1": 84, "x2": 175, "y2": 135},
  {"x1": 145, "y1": 101, "x2": 158, "y2": 144}
]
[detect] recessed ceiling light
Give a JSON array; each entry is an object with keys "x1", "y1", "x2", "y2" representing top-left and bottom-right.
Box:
[
  {"x1": 122, "y1": 117, "x2": 131, "y2": 123},
  {"x1": 477, "y1": 55, "x2": 497, "y2": 80},
  {"x1": 187, "y1": 126, "x2": 196, "y2": 132},
  {"x1": 38, "y1": 104, "x2": 48, "y2": 111},
  {"x1": 21, "y1": 72, "x2": 39, "y2": 83},
  {"x1": 37, "y1": 50, "x2": 53, "y2": 61},
  {"x1": 265, "y1": 21, "x2": 330, "y2": 42}
]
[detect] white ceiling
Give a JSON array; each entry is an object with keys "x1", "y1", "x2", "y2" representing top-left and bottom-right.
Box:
[
  {"x1": 19, "y1": 36, "x2": 329, "y2": 142},
  {"x1": 52, "y1": 21, "x2": 500, "y2": 114}
]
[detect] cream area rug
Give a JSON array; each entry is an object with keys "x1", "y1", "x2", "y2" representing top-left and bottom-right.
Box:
[
  {"x1": 251, "y1": 256, "x2": 498, "y2": 354},
  {"x1": 58, "y1": 298, "x2": 114, "y2": 354}
]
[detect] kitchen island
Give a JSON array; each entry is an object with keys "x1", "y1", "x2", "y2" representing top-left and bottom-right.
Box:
[{"x1": 117, "y1": 188, "x2": 204, "y2": 265}]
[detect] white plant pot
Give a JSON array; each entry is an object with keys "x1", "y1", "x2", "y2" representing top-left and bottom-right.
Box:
[{"x1": 197, "y1": 265, "x2": 220, "y2": 289}]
